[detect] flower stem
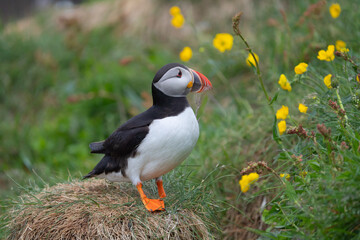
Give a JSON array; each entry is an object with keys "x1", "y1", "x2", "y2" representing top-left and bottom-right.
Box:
[
  {"x1": 232, "y1": 12, "x2": 295, "y2": 163},
  {"x1": 232, "y1": 12, "x2": 271, "y2": 106},
  {"x1": 335, "y1": 88, "x2": 348, "y2": 126}
]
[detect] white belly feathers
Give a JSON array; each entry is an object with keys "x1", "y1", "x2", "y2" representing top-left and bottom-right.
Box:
[{"x1": 102, "y1": 107, "x2": 199, "y2": 183}]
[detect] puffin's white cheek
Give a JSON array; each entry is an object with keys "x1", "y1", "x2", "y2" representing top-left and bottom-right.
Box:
[{"x1": 155, "y1": 79, "x2": 188, "y2": 97}]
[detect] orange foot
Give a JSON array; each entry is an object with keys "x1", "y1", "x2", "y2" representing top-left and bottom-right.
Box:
[
  {"x1": 136, "y1": 183, "x2": 166, "y2": 212},
  {"x1": 142, "y1": 198, "x2": 165, "y2": 212}
]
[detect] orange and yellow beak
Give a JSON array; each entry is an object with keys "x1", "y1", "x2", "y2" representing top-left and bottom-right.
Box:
[{"x1": 190, "y1": 69, "x2": 212, "y2": 93}]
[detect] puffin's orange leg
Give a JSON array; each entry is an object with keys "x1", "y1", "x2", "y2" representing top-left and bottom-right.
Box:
[
  {"x1": 156, "y1": 179, "x2": 166, "y2": 198},
  {"x1": 136, "y1": 183, "x2": 165, "y2": 212}
]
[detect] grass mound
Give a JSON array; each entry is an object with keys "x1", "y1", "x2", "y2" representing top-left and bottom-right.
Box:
[{"x1": 5, "y1": 179, "x2": 212, "y2": 239}]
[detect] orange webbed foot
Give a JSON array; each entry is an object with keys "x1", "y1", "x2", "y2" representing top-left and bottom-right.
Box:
[
  {"x1": 142, "y1": 198, "x2": 165, "y2": 212},
  {"x1": 136, "y1": 183, "x2": 166, "y2": 212}
]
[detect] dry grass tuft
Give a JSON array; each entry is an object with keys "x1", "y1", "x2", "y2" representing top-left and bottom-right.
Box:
[{"x1": 5, "y1": 179, "x2": 212, "y2": 239}]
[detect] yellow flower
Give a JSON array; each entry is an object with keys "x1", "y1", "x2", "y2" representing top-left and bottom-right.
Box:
[
  {"x1": 335, "y1": 40, "x2": 346, "y2": 51},
  {"x1": 317, "y1": 45, "x2": 335, "y2": 61},
  {"x1": 317, "y1": 50, "x2": 328, "y2": 61},
  {"x1": 294, "y1": 62, "x2": 308, "y2": 75},
  {"x1": 300, "y1": 171, "x2": 308, "y2": 177},
  {"x1": 179, "y1": 47, "x2": 192, "y2": 62},
  {"x1": 329, "y1": 3, "x2": 341, "y2": 19},
  {"x1": 213, "y1": 33, "x2": 233, "y2": 53},
  {"x1": 276, "y1": 105, "x2": 289, "y2": 120},
  {"x1": 335, "y1": 40, "x2": 349, "y2": 53},
  {"x1": 280, "y1": 173, "x2": 290, "y2": 180},
  {"x1": 278, "y1": 74, "x2": 292, "y2": 91},
  {"x1": 171, "y1": 13, "x2": 185, "y2": 28},
  {"x1": 298, "y1": 103, "x2": 308, "y2": 113},
  {"x1": 278, "y1": 120, "x2": 287, "y2": 135},
  {"x1": 324, "y1": 74, "x2": 332, "y2": 89},
  {"x1": 357, "y1": 74, "x2": 360, "y2": 83},
  {"x1": 239, "y1": 172, "x2": 259, "y2": 193},
  {"x1": 248, "y1": 172, "x2": 259, "y2": 182},
  {"x1": 169, "y1": 6, "x2": 181, "y2": 16},
  {"x1": 246, "y1": 52, "x2": 259, "y2": 67}
]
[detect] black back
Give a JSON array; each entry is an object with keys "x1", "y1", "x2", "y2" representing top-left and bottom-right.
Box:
[{"x1": 83, "y1": 65, "x2": 189, "y2": 179}]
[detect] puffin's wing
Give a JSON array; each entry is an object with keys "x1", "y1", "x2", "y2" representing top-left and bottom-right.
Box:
[
  {"x1": 84, "y1": 108, "x2": 159, "y2": 178},
  {"x1": 89, "y1": 106, "x2": 158, "y2": 154},
  {"x1": 103, "y1": 126, "x2": 149, "y2": 156},
  {"x1": 84, "y1": 125, "x2": 149, "y2": 178},
  {"x1": 103, "y1": 105, "x2": 168, "y2": 156}
]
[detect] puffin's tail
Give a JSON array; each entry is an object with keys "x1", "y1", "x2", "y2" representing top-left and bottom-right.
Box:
[
  {"x1": 83, "y1": 155, "x2": 110, "y2": 180},
  {"x1": 82, "y1": 172, "x2": 95, "y2": 179},
  {"x1": 89, "y1": 141, "x2": 105, "y2": 154}
]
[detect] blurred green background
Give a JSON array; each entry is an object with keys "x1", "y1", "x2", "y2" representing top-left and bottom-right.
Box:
[{"x1": 1, "y1": 0, "x2": 360, "y2": 238}]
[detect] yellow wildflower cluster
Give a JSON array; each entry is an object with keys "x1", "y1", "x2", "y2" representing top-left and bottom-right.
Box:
[
  {"x1": 275, "y1": 62, "x2": 312, "y2": 135},
  {"x1": 170, "y1": 6, "x2": 185, "y2": 28},
  {"x1": 357, "y1": 75, "x2": 360, "y2": 83},
  {"x1": 246, "y1": 52, "x2": 259, "y2": 67},
  {"x1": 317, "y1": 45, "x2": 335, "y2": 61},
  {"x1": 278, "y1": 74, "x2": 292, "y2": 91},
  {"x1": 179, "y1": 47, "x2": 193, "y2": 62},
  {"x1": 329, "y1": 3, "x2": 341, "y2": 19},
  {"x1": 276, "y1": 106, "x2": 289, "y2": 135},
  {"x1": 324, "y1": 74, "x2": 332, "y2": 89},
  {"x1": 213, "y1": 33, "x2": 233, "y2": 53},
  {"x1": 335, "y1": 40, "x2": 349, "y2": 53},
  {"x1": 239, "y1": 172, "x2": 259, "y2": 193},
  {"x1": 298, "y1": 103, "x2": 308, "y2": 113},
  {"x1": 276, "y1": 105, "x2": 289, "y2": 120},
  {"x1": 294, "y1": 62, "x2": 308, "y2": 75},
  {"x1": 171, "y1": 7, "x2": 191, "y2": 62},
  {"x1": 280, "y1": 173, "x2": 290, "y2": 180}
]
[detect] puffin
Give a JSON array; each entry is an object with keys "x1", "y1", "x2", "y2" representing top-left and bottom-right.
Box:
[{"x1": 83, "y1": 63, "x2": 212, "y2": 212}]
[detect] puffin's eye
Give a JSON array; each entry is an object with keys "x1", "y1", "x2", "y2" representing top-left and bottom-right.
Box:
[{"x1": 177, "y1": 70, "x2": 182, "y2": 78}]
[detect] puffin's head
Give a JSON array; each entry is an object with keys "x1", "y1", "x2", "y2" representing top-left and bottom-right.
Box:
[{"x1": 152, "y1": 63, "x2": 212, "y2": 97}]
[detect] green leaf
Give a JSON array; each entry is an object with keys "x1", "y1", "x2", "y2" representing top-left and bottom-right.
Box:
[
  {"x1": 308, "y1": 160, "x2": 320, "y2": 172},
  {"x1": 269, "y1": 92, "x2": 279, "y2": 105},
  {"x1": 285, "y1": 181, "x2": 298, "y2": 203},
  {"x1": 272, "y1": 116, "x2": 282, "y2": 144},
  {"x1": 245, "y1": 227, "x2": 278, "y2": 240}
]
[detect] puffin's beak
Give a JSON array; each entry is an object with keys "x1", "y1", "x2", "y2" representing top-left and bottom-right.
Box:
[{"x1": 190, "y1": 69, "x2": 212, "y2": 93}]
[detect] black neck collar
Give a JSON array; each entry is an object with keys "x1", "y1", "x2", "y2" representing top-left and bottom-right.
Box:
[{"x1": 151, "y1": 84, "x2": 189, "y2": 110}]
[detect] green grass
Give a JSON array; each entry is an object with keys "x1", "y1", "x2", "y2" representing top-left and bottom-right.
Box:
[{"x1": 1, "y1": 0, "x2": 360, "y2": 239}]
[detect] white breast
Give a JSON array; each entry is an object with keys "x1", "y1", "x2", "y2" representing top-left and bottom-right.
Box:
[{"x1": 126, "y1": 107, "x2": 199, "y2": 182}]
